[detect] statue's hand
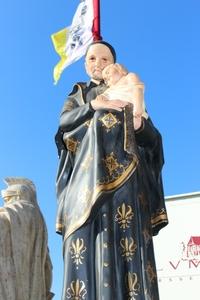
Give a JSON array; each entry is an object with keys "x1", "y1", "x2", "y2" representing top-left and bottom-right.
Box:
[
  {"x1": 134, "y1": 116, "x2": 142, "y2": 130},
  {"x1": 133, "y1": 109, "x2": 143, "y2": 118},
  {"x1": 91, "y1": 95, "x2": 128, "y2": 112}
]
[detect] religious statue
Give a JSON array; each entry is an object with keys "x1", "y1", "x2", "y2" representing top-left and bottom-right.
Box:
[
  {"x1": 0, "y1": 177, "x2": 54, "y2": 300},
  {"x1": 55, "y1": 40, "x2": 168, "y2": 299}
]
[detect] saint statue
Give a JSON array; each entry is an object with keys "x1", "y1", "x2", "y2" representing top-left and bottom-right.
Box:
[{"x1": 55, "y1": 41, "x2": 168, "y2": 299}]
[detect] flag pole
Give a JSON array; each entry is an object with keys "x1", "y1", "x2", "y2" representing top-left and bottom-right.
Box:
[{"x1": 93, "y1": 0, "x2": 102, "y2": 40}]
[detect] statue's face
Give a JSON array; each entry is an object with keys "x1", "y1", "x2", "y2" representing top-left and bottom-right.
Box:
[
  {"x1": 85, "y1": 44, "x2": 114, "y2": 81},
  {"x1": 102, "y1": 64, "x2": 122, "y2": 87}
]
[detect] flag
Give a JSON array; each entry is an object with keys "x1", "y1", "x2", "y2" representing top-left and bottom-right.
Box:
[{"x1": 51, "y1": 0, "x2": 95, "y2": 84}]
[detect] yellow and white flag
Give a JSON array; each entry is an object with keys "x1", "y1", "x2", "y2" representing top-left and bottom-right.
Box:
[{"x1": 51, "y1": 0, "x2": 94, "y2": 84}]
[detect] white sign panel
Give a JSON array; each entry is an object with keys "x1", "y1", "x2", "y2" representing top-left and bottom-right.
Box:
[{"x1": 154, "y1": 192, "x2": 200, "y2": 300}]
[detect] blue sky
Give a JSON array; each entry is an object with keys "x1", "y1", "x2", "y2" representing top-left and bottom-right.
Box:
[{"x1": 0, "y1": 0, "x2": 199, "y2": 298}]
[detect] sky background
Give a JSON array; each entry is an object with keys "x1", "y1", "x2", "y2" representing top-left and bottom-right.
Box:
[{"x1": 0, "y1": 0, "x2": 199, "y2": 298}]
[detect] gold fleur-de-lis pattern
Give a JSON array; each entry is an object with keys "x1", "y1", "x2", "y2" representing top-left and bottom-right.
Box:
[
  {"x1": 120, "y1": 237, "x2": 137, "y2": 262},
  {"x1": 66, "y1": 279, "x2": 87, "y2": 299},
  {"x1": 69, "y1": 238, "x2": 87, "y2": 269},
  {"x1": 126, "y1": 272, "x2": 140, "y2": 300},
  {"x1": 115, "y1": 203, "x2": 134, "y2": 230}
]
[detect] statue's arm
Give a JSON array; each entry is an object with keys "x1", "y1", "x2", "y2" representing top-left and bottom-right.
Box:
[
  {"x1": 60, "y1": 91, "x2": 128, "y2": 131},
  {"x1": 60, "y1": 101, "x2": 95, "y2": 131},
  {"x1": 55, "y1": 85, "x2": 95, "y2": 156}
]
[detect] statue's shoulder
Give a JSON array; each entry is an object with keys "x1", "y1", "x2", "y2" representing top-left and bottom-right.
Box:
[{"x1": 69, "y1": 82, "x2": 87, "y2": 96}]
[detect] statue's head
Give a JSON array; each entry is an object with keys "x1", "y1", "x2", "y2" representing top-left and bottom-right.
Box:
[
  {"x1": 1, "y1": 177, "x2": 37, "y2": 203},
  {"x1": 85, "y1": 41, "x2": 116, "y2": 82}
]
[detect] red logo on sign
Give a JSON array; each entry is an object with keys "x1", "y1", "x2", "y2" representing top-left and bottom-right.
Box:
[
  {"x1": 169, "y1": 236, "x2": 200, "y2": 270},
  {"x1": 181, "y1": 236, "x2": 200, "y2": 261}
]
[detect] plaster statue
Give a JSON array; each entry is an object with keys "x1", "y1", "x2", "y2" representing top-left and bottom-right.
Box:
[
  {"x1": 55, "y1": 41, "x2": 168, "y2": 299},
  {"x1": 0, "y1": 177, "x2": 54, "y2": 300}
]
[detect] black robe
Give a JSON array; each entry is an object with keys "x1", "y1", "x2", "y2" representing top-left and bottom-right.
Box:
[{"x1": 55, "y1": 81, "x2": 168, "y2": 300}]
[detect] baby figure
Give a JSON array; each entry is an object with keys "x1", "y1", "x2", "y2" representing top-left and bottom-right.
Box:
[{"x1": 102, "y1": 63, "x2": 148, "y2": 119}]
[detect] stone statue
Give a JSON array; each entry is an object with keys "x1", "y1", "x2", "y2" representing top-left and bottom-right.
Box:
[{"x1": 0, "y1": 177, "x2": 54, "y2": 300}]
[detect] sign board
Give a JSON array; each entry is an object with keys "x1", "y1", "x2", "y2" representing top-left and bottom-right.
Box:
[{"x1": 154, "y1": 192, "x2": 200, "y2": 300}]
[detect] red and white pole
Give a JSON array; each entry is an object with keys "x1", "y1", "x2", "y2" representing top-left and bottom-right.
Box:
[{"x1": 92, "y1": 0, "x2": 102, "y2": 40}]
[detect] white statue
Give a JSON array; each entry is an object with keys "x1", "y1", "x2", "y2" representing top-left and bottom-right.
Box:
[{"x1": 0, "y1": 177, "x2": 54, "y2": 300}]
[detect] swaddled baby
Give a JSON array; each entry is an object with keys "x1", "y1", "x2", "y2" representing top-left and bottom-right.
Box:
[{"x1": 102, "y1": 63, "x2": 148, "y2": 120}]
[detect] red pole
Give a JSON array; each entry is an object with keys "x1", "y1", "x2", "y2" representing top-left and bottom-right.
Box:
[{"x1": 92, "y1": 0, "x2": 102, "y2": 40}]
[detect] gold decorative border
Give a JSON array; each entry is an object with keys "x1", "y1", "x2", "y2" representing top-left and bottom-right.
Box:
[
  {"x1": 151, "y1": 213, "x2": 168, "y2": 227},
  {"x1": 64, "y1": 156, "x2": 138, "y2": 242}
]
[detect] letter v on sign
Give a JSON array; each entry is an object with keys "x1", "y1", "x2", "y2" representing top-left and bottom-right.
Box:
[{"x1": 169, "y1": 260, "x2": 180, "y2": 270}]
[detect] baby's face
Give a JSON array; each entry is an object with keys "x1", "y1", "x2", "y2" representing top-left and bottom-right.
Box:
[{"x1": 103, "y1": 65, "x2": 122, "y2": 87}]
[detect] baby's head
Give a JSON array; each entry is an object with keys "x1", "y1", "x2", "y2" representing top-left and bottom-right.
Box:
[{"x1": 102, "y1": 63, "x2": 128, "y2": 87}]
